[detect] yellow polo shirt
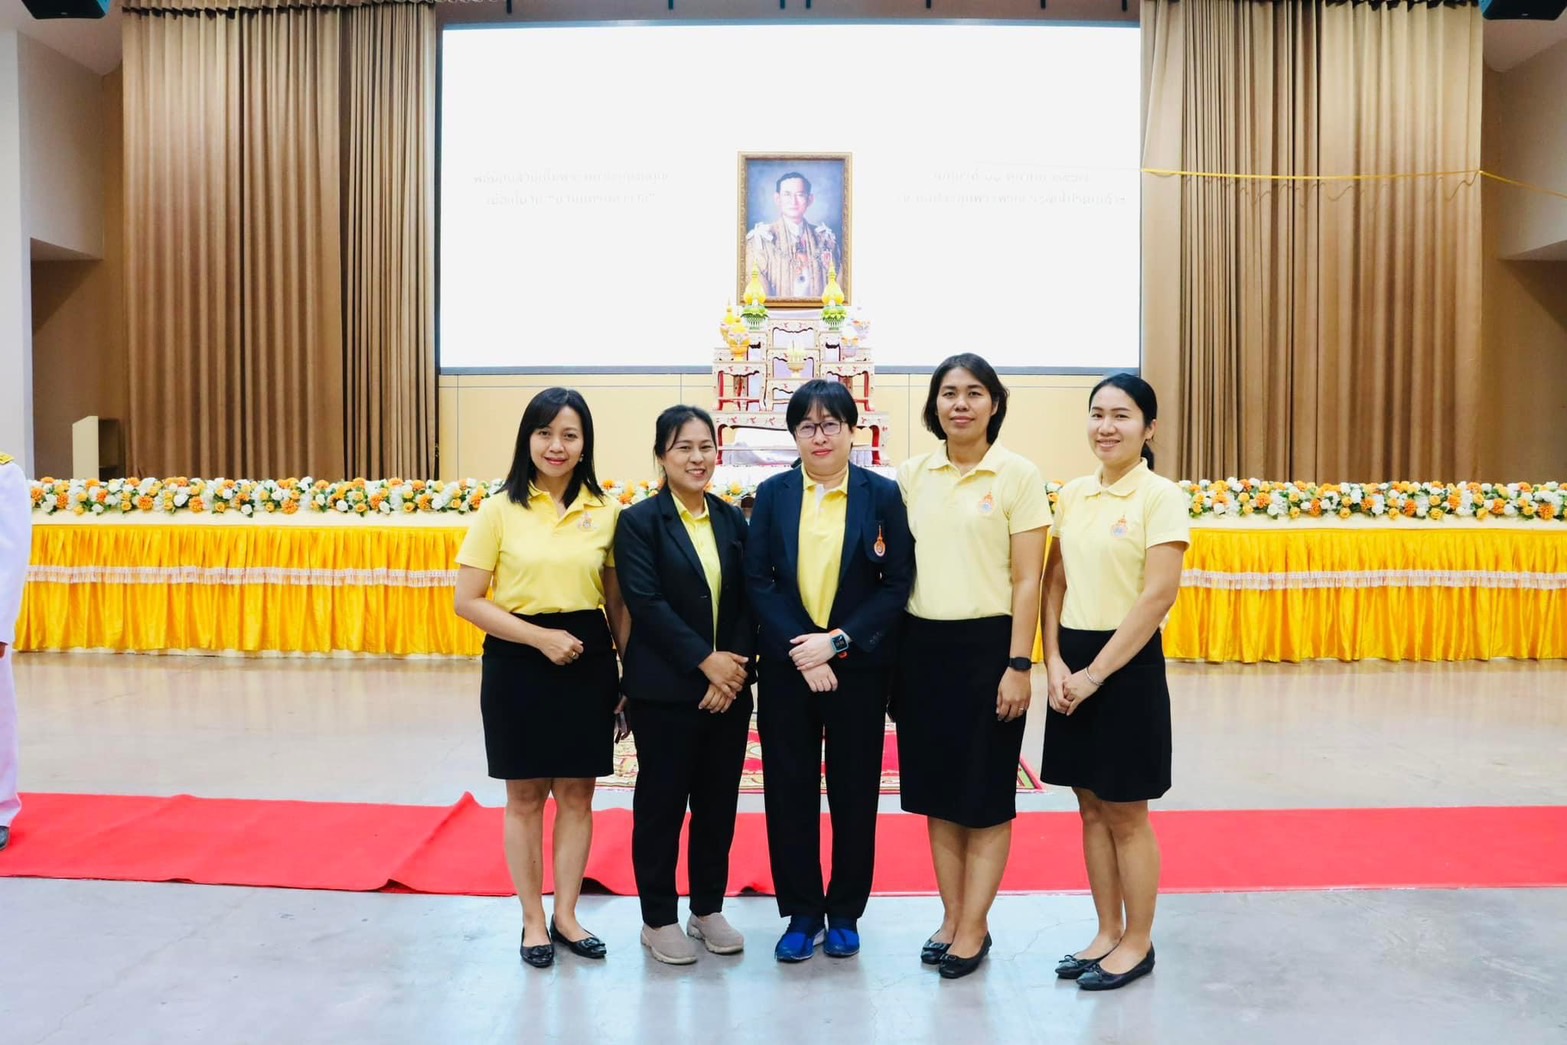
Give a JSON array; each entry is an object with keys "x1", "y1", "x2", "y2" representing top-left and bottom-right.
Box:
[
  {"x1": 898, "y1": 442, "x2": 1053, "y2": 620},
  {"x1": 1055, "y1": 460, "x2": 1190, "y2": 631},
  {"x1": 676, "y1": 496, "x2": 723, "y2": 642},
  {"x1": 797, "y1": 470, "x2": 849, "y2": 629},
  {"x1": 456, "y1": 485, "x2": 620, "y2": 615}
]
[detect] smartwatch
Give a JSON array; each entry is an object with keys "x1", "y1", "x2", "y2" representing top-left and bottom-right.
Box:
[
  {"x1": 1007, "y1": 656, "x2": 1032, "y2": 673},
  {"x1": 831, "y1": 630, "x2": 851, "y2": 656}
]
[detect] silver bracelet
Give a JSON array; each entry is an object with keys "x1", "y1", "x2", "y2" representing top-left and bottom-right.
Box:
[{"x1": 1084, "y1": 667, "x2": 1104, "y2": 688}]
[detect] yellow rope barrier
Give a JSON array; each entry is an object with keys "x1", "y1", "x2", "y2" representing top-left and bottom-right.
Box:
[{"x1": 1139, "y1": 167, "x2": 1567, "y2": 202}]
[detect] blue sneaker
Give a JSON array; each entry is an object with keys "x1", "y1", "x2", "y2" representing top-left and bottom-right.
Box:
[
  {"x1": 774, "y1": 915, "x2": 825, "y2": 963},
  {"x1": 824, "y1": 917, "x2": 860, "y2": 958}
]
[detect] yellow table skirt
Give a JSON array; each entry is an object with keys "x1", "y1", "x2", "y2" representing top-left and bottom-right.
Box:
[{"x1": 16, "y1": 521, "x2": 1567, "y2": 662}]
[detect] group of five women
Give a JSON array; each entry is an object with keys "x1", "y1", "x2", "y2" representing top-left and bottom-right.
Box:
[{"x1": 453, "y1": 356, "x2": 1189, "y2": 990}]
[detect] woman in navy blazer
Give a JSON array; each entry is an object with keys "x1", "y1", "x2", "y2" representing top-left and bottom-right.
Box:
[
  {"x1": 616, "y1": 406, "x2": 756, "y2": 966},
  {"x1": 744, "y1": 379, "x2": 914, "y2": 963}
]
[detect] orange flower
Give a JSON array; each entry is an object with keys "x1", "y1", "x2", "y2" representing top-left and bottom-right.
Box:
[
  {"x1": 1308, "y1": 500, "x2": 1322, "y2": 517},
  {"x1": 1402, "y1": 502, "x2": 1417, "y2": 517},
  {"x1": 1541, "y1": 503, "x2": 1557, "y2": 520},
  {"x1": 1491, "y1": 501, "x2": 1505, "y2": 516},
  {"x1": 30, "y1": 488, "x2": 42, "y2": 503},
  {"x1": 213, "y1": 501, "x2": 228, "y2": 514},
  {"x1": 54, "y1": 494, "x2": 68, "y2": 509},
  {"x1": 282, "y1": 501, "x2": 299, "y2": 515},
  {"x1": 190, "y1": 500, "x2": 206, "y2": 514},
  {"x1": 1523, "y1": 502, "x2": 1537, "y2": 517},
  {"x1": 355, "y1": 502, "x2": 369, "y2": 514},
  {"x1": 137, "y1": 496, "x2": 154, "y2": 511}
]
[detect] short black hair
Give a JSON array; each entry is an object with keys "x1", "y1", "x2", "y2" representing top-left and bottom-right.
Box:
[
  {"x1": 775, "y1": 171, "x2": 812, "y2": 195},
  {"x1": 923, "y1": 353, "x2": 1009, "y2": 444},
  {"x1": 785, "y1": 379, "x2": 858, "y2": 434},
  {"x1": 502, "y1": 387, "x2": 603, "y2": 508}
]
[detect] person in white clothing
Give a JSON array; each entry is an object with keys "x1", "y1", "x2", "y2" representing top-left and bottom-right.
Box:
[{"x1": 0, "y1": 450, "x2": 30, "y2": 851}]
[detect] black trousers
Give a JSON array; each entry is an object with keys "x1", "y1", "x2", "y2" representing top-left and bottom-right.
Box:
[
  {"x1": 628, "y1": 692, "x2": 753, "y2": 927},
  {"x1": 756, "y1": 660, "x2": 888, "y2": 921}
]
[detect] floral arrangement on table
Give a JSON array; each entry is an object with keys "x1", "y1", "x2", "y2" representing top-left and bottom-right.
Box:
[{"x1": 23, "y1": 476, "x2": 1565, "y2": 523}]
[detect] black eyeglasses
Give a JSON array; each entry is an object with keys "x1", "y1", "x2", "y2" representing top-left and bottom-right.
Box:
[{"x1": 795, "y1": 420, "x2": 844, "y2": 439}]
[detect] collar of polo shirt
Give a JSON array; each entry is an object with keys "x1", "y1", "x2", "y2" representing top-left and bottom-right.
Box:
[
  {"x1": 926, "y1": 441, "x2": 1004, "y2": 474},
  {"x1": 1090, "y1": 458, "x2": 1151, "y2": 498}
]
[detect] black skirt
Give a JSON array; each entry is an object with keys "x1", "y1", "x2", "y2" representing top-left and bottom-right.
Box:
[
  {"x1": 894, "y1": 614, "x2": 1024, "y2": 829},
  {"x1": 479, "y1": 609, "x2": 619, "y2": 780},
  {"x1": 1041, "y1": 628, "x2": 1171, "y2": 803}
]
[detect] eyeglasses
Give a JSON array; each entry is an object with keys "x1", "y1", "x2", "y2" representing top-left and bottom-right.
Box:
[{"x1": 794, "y1": 420, "x2": 844, "y2": 439}]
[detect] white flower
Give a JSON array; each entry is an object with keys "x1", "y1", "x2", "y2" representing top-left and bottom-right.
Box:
[{"x1": 1504, "y1": 504, "x2": 1519, "y2": 517}]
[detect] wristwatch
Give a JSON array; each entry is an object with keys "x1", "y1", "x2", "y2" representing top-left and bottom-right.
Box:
[
  {"x1": 831, "y1": 630, "x2": 851, "y2": 656},
  {"x1": 1007, "y1": 656, "x2": 1032, "y2": 673}
]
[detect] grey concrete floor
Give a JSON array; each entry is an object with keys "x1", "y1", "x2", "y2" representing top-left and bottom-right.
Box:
[{"x1": 3, "y1": 654, "x2": 1567, "y2": 1043}]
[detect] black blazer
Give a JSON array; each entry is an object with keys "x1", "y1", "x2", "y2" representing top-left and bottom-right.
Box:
[
  {"x1": 616, "y1": 488, "x2": 756, "y2": 704},
  {"x1": 743, "y1": 464, "x2": 914, "y2": 671}
]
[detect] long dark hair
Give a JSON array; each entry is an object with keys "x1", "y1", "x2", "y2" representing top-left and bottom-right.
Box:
[
  {"x1": 1089, "y1": 373, "x2": 1158, "y2": 469},
  {"x1": 923, "y1": 353, "x2": 1009, "y2": 444},
  {"x1": 502, "y1": 387, "x2": 603, "y2": 508}
]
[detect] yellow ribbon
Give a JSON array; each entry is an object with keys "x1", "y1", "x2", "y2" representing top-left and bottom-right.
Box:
[{"x1": 1140, "y1": 167, "x2": 1567, "y2": 202}]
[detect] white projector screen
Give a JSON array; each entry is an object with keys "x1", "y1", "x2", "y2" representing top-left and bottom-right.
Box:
[{"x1": 440, "y1": 23, "x2": 1140, "y2": 370}]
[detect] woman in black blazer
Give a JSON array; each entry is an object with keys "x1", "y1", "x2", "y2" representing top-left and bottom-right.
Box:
[
  {"x1": 615, "y1": 405, "x2": 756, "y2": 966},
  {"x1": 744, "y1": 379, "x2": 914, "y2": 963}
]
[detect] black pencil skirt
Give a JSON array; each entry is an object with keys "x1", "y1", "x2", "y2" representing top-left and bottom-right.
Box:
[
  {"x1": 479, "y1": 609, "x2": 619, "y2": 780},
  {"x1": 894, "y1": 614, "x2": 1025, "y2": 829},
  {"x1": 1040, "y1": 628, "x2": 1172, "y2": 803}
]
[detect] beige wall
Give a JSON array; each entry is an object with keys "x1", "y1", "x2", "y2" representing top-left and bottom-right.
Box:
[
  {"x1": 1480, "y1": 65, "x2": 1567, "y2": 481},
  {"x1": 438, "y1": 372, "x2": 1106, "y2": 484},
  {"x1": 30, "y1": 67, "x2": 125, "y2": 479},
  {"x1": 1486, "y1": 42, "x2": 1567, "y2": 261},
  {"x1": 19, "y1": 32, "x2": 104, "y2": 259}
]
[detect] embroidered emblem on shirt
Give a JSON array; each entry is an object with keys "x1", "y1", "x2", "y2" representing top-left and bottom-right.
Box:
[
  {"x1": 978, "y1": 493, "x2": 995, "y2": 515},
  {"x1": 1110, "y1": 515, "x2": 1130, "y2": 538},
  {"x1": 578, "y1": 513, "x2": 595, "y2": 531}
]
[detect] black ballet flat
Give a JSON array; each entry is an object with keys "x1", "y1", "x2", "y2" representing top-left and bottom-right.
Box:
[
  {"x1": 937, "y1": 933, "x2": 992, "y2": 979},
  {"x1": 920, "y1": 937, "x2": 952, "y2": 966},
  {"x1": 1077, "y1": 944, "x2": 1155, "y2": 991},
  {"x1": 1055, "y1": 951, "x2": 1112, "y2": 979},
  {"x1": 550, "y1": 917, "x2": 608, "y2": 960},
  {"x1": 519, "y1": 933, "x2": 555, "y2": 969}
]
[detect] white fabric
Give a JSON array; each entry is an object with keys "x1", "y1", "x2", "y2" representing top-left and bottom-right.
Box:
[{"x1": 0, "y1": 458, "x2": 29, "y2": 827}]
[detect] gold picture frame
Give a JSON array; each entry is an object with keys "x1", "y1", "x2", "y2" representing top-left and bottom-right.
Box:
[{"x1": 737, "y1": 152, "x2": 852, "y2": 307}]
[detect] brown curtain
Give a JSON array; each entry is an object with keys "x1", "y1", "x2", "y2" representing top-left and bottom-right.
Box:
[
  {"x1": 124, "y1": 11, "x2": 244, "y2": 476},
  {"x1": 343, "y1": 1, "x2": 436, "y2": 478},
  {"x1": 1141, "y1": 0, "x2": 1483, "y2": 482},
  {"x1": 124, "y1": 0, "x2": 434, "y2": 479}
]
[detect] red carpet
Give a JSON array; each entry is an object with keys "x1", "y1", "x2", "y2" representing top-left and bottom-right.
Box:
[{"x1": 3, "y1": 793, "x2": 1565, "y2": 896}]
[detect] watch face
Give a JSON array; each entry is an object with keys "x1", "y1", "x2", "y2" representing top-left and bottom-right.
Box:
[
  {"x1": 1009, "y1": 657, "x2": 1032, "y2": 672},
  {"x1": 832, "y1": 634, "x2": 850, "y2": 652}
]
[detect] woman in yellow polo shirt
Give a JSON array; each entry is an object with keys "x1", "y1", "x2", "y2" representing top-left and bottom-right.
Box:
[
  {"x1": 454, "y1": 387, "x2": 629, "y2": 971},
  {"x1": 1041, "y1": 373, "x2": 1190, "y2": 992},
  {"x1": 894, "y1": 353, "x2": 1052, "y2": 980}
]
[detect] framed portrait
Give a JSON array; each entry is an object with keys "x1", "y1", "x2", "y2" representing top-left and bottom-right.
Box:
[{"x1": 738, "y1": 152, "x2": 852, "y2": 307}]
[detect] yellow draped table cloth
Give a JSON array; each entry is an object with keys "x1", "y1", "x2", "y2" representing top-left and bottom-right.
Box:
[{"x1": 15, "y1": 515, "x2": 1567, "y2": 663}]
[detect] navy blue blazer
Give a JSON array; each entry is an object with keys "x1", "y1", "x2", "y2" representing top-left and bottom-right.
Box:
[
  {"x1": 743, "y1": 464, "x2": 914, "y2": 671},
  {"x1": 615, "y1": 488, "x2": 756, "y2": 704}
]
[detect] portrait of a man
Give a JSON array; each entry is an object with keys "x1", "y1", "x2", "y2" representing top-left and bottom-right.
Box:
[{"x1": 739, "y1": 154, "x2": 851, "y2": 305}]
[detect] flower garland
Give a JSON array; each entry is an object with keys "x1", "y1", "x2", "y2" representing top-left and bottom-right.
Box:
[{"x1": 23, "y1": 476, "x2": 1565, "y2": 523}]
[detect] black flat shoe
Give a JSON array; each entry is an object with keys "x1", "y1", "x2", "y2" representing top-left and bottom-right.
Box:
[
  {"x1": 519, "y1": 933, "x2": 555, "y2": 969},
  {"x1": 1077, "y1": 944, "x2": 1154, "y2": 991},
  {"x1": 550, "y1": 917, "x2": 608, "y2": 960},
  {"x1": 937, "y1": 933, "x2": 992, "y2": 979},
  {"x1": 1055, "y1": 950, "x2": 1112, "y2": 979},
  {"x1": 920, "y1": 937, "x2": 951, "y2": 966}
]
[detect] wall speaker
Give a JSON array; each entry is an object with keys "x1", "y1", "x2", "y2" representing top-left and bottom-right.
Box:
[
  {"x1": 1480, "y1": 0, "x2": 1567, "y2": 19},
  {"x1": 21, "y1": 0, "x2": 109, "y2": 19}
]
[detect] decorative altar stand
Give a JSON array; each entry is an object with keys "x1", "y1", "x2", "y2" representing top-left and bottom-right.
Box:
[{"x1": 710, "y1": 316, "x2": 890, "y2": 466}]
